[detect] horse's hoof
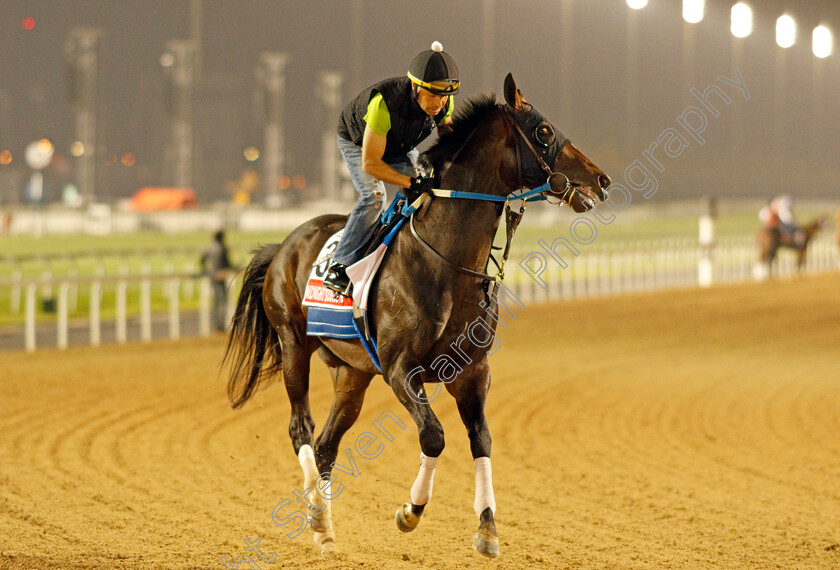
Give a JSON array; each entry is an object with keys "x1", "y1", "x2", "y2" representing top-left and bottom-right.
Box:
[
  {"x1": 320, "y1": 538, "x2": 337, "y2": 556},
  {"x1": 307, "y1": 514, "x2": 328, "y2": 533},
  {"x1": 473, "y1": 529, "x2": 500, "y2": 558},
  {"x1": 395, "y1": 502, "x2": 423, "y2": 533}
]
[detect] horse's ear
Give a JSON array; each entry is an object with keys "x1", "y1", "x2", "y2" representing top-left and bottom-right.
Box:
[{"x1": 503, "y1": 73, "x2": 527, "y2": 112}]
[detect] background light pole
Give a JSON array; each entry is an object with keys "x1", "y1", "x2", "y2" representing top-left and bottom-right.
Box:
[
  {"x1": 317, "y1": 71, "x2": 344, "y2": 201},
  {"x1": 682, "y1": 0, "x2": 704, "y2": 107},
  {"x1": 625, "y1": 0, "x2": 647, "y2": 150},
  {"x1": 257, "y1": 52, "x2": 290, "y2": 208},
  {"x1": 65, "y1": 27, "x2": 101, "y2": 204},
  {"x1": 559, "y1": 0, "x2": 574, "y2": 132},
  {"x1": 350, "y1": 0, "x2": 364, "y2": 97},
  {"x1": 481, "y1": 0, "x2": 495, "y2": 94},
  {"x1": 161, "y1": 40, "x2": 196, "y2": 191},
  {"x1": 774, "y1": 15, "x2": 795, "y2": 191},
  {"x1": 811, "y1": 25, "x2": 832, "y2": 193},
  {"x1": 729, "y1": 2, "x2": 752, "y2": 195}
]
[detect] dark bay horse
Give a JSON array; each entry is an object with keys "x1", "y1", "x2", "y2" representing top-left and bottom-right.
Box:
[
  {"x1": 223, "y1": 74, "x2": 611, "y2": 558},
  {"x1": 758, "y1": 217, "x2": 825, "y2": 277}
]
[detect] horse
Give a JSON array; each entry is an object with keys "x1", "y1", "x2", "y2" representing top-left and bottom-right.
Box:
[
  {"x1": 223, "y1": 74, "x2": 611, "y2": 558},
  {"x1": 757, "y1": 217, "x2": 825, "y2": 277}
]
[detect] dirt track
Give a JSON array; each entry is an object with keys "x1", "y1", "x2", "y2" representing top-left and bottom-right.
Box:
[{"x1": 2, "y1": 274, "x2": 840, "y2": 569}]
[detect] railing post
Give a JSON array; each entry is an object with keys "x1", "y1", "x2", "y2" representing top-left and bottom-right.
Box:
[
  {"x1": 69, "y1": 263, "x2": 79, "y2": 313},
  {"x1": 57, "y1": 281, "x2": 69, "y2": 350},
  {"x1": 164, "y1": 261, "x2": 175, "y2": 299},
  {"x1": 548, "y1": 259, "x2": 561, "y2": 302},
  {"x1": 25, "y1": 283, "x2": 36, "y2": 352},
  {"x1": 90, "y1": 280, "x2": 101, "y2": 346},
  {"x1": 140, "y1": 278, "x2": 152, "y2": 342},
  {"x1": 698, "y1": 199, "x2": 716, "y2": 288},
  {"x1": 116, "y1": 280, "x2": 127, "y2": 344},
  {"x1": 11, "y1": 267, "x2": 22, "y2": 313},
  {"x1": 42, "y1": 264, "x2": 54, "y2": 300},
  {"x1": 169, "y1": 278, "x2": 180, "y2": 340},
  {"x1": 611, "y1": 247, "x2": 621, "y2": 294},
  {"x1": 199, "y1": 276, "x2": 211, "y2": 337},
  {"x1": 185, "y1": 260, "x2": 196, "y2": 299}
]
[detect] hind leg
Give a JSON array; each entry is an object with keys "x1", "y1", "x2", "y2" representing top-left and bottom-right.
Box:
[
  {"x1": 305, "y1": 348, "x2": 374, "y2": 554},
  {"x1": 281, "y1": 338, "x2": 317, "y2": 455},
  {"x1": 275, "y1": 334, "x2": 327, "y2": 547}
]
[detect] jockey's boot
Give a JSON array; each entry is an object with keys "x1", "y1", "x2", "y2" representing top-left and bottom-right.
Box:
[{"x1": 323, "y1": 263, "x2": 351, "y2": 296}]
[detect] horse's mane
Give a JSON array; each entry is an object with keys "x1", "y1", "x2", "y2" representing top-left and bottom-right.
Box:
[{"x1": 421, "y1": 94, "x2": 498, "y2": 174}]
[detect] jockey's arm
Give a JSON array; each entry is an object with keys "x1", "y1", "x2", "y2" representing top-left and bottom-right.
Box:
[{"x1": 361, "y1": 125, "x2": 413, "y2": 189}]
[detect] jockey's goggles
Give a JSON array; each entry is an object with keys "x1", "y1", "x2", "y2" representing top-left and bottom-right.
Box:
[{"x1": 407, "y1": 73, "x2": 460, "y2": 95}]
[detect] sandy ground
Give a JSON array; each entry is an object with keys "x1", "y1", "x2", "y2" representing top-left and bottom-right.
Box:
[{"x1": 1, "y1": 273, "x2": 839, "y2": 569}]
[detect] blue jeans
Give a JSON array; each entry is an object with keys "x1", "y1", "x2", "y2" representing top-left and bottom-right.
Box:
[{"x1": 333, "y1": 135, "x2": 418, "y2": 265}]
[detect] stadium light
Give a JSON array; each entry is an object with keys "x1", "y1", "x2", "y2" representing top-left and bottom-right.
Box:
[
  {"x1": 776, "y1": 15, "x2": 796, "y2": 48},
  {"x1": 683, "y1": 0, "x2": 704, "y2": 24},
  {"x1": 730, "y1": 3, "x2": 753, "y2": 38},
  {"x1": 626, "y1": 0, "x2": 648, "y2": 10},
  {"x1": 813, "y1": 25, "x2": 832, "y2": 58}
]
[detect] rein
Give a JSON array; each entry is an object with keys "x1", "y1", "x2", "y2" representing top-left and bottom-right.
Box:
[{"x1": 408, "y1": 106, "x2": 574, "y2": 285}]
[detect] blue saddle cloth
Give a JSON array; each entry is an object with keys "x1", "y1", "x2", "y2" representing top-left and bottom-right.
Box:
[{"x1": 305, "y1": 307, "x2": 357, "y2": 339}]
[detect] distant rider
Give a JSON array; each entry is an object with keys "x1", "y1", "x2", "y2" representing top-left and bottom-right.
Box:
[
  {"x1": 323, "y1": 41, "x2": 459, "y2": 295},
  {"x1": 759, "y1": 195, "x2": 803, "y2": 246}
]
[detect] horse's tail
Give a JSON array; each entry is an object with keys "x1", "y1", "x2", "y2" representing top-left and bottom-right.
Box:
[{"x1": 223, "y1": 243, "x2": 283, "y2": 409}]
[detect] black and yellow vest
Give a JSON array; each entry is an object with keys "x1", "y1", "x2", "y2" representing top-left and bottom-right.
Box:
[{"x1": 338, "y1": 77, "x2": 448, "y2": 161}]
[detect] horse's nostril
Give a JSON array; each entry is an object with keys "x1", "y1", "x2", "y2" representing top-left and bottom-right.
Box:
[{"x1": 598, "y1": 174, "x2": 611, "y2": 190}]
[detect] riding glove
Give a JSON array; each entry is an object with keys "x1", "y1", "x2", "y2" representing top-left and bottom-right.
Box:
[{"x1": 407, "y1": 174, "x2": 435, "y2": 203}]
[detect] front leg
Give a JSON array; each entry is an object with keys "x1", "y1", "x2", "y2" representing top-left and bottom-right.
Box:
[
  {"x1": 446, "y1": 361, "x2": 499, "y2": 558},
  {"x1": 384, "y1": 357, "x2": 446, "y2": 533}
]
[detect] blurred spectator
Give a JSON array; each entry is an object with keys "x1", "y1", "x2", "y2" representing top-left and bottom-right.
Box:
[{"x1": 200, "y1": 230, "x2": 236, "y2": 331}]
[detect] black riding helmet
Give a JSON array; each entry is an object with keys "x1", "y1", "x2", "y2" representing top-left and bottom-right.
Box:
[{"x1": 407, "y1": 41, "x2": 459, "y2": 95}]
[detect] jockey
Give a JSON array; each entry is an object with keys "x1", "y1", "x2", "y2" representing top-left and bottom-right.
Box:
[
  {"x1": 323, "y1": 41, "x2": 459, "y2": 295},
  {"x1": 758, "y1": 199, "x2": 780, "y2": 230},
  {"x1": 760, "y1": 195, "x2": 803, "y2": 245}
]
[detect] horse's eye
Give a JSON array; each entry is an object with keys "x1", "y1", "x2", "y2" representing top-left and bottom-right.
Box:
[{"x1": 535, "y1": 123, "x2": 556, "y2": 147}]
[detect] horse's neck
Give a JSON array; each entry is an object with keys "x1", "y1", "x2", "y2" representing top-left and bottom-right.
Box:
[{"x1": 416, "y1": 124, "x2": 511, "y2": 272}]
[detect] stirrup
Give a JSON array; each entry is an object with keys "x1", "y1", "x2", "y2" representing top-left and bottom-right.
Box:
[{"x1": 323, "y1": 264, "x2": 352, "y2": 296}]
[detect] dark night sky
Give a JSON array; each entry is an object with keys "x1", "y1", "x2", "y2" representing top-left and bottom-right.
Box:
[{"x1": 1, "y1": 0, "x2": 838, "y2": 202}]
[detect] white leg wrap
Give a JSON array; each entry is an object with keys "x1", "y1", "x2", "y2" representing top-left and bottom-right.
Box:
[
  {"x1": 474, "y1": 457, "x2": 496, "y2": 517},
  {"x1": 409, "y1": 453, "x2": 438, "y2": 506},
  {"x1": 298, "y1": 444, "x2": 320, "y2": 490}
]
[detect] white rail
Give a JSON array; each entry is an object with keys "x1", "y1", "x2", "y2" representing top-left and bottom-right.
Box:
[
  {"x1": 3, "y1": 234, "x2": 837, "y2": 351},
  {"x1": 507, "y1": 233, "x2": 839, "y2": 303},
  {"x1": 1, "y1": 273, "x2": 234, "y2": 353}
]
